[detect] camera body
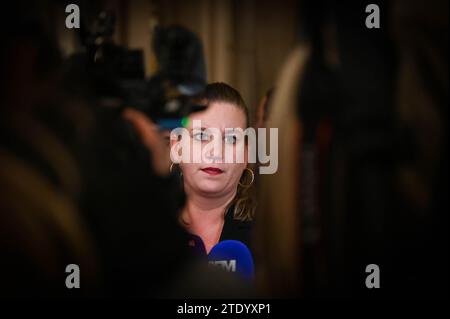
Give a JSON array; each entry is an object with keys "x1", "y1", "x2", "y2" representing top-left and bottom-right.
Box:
[{"x1": 76, "y1": 11, "x2": 207, "y2": 130}]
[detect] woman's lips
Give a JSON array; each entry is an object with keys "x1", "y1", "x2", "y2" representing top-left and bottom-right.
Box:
[{"x1": 201, "y1": 167, "x2": 224, "y2": 175}]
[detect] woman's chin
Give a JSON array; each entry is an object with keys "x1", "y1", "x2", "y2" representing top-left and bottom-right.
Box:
[{"x1": 196, "y1": 181, "x2": 227, "y2": 195}]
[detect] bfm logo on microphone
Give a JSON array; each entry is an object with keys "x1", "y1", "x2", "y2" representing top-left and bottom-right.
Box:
[
  {"x1": 209, "y1": 260, "x2": 237, "y2": 272},
  {"x1": 207, "y1": 240, "x2": 255, "y2": 280}
]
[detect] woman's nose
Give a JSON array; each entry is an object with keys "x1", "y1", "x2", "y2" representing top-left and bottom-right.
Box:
[{"x1": 204, "y1": 139, "x2": 224, "y2": 163}]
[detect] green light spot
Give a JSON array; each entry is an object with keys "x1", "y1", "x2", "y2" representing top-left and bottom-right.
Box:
[{"x1": 181, "y1": 117, "x2": 189, "y2": 127}]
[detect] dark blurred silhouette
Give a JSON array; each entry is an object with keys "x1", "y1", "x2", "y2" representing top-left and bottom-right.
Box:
[
  {"x1": 0, "y1": 1, "x2": 99, "y2": 297},
  {"x1": 257, "y1": 0, "x2": 448, "y2": 298},
  {"x1": 0, "y1": 1, "x2": 203, "y2": 298}
]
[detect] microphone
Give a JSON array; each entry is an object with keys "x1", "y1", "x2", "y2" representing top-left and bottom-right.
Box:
[{"x1": 207, "y1": 240, "x2": 255, "y2": 280}]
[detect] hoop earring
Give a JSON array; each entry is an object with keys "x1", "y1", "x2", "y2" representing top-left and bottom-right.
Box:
[
  {"x1": 238, "y1": 168, "x2": 254, "y2": 188},
  {"x1": 170, "y1": 163, "x2": 183, "y2": 177}
]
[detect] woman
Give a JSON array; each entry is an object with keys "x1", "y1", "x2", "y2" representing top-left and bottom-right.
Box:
[{"x1": 171, "y1": 82, "x2": 255, "y2": 254}]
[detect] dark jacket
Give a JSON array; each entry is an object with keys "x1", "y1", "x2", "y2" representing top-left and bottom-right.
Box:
[{"x1": 220, "y1": 206, "x2": 253, "y2": 253}]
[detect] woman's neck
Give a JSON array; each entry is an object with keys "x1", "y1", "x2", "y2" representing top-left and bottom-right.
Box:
[{"x1": 181, "y1": 189, "x2": 236, "y2": 253}]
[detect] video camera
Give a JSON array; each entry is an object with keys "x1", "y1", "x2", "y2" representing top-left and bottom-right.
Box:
[{"x1": 75, "y1": 10, "x2": 207, "y2": 130}]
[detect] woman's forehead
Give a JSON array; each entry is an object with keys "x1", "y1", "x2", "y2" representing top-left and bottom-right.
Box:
[{"x1": 188, "y1": 101, "x2": 246, "y2": 128}]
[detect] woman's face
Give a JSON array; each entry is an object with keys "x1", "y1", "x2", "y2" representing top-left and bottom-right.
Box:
[{"x1": 177, "y1": 101, "x2": 248, "y2": 198}]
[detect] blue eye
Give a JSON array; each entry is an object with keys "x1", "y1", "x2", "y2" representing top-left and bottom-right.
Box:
[
  {"x1": 224, "y1": 135, "x2": 237, "y2": 144},
  {"x1": 193, "y1": 132, "x2": 210, "y2": 141}
]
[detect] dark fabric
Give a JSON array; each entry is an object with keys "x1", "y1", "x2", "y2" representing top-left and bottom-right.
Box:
[{"x1": 220, "y1": 207, "x2": 253, "y2": 255}]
